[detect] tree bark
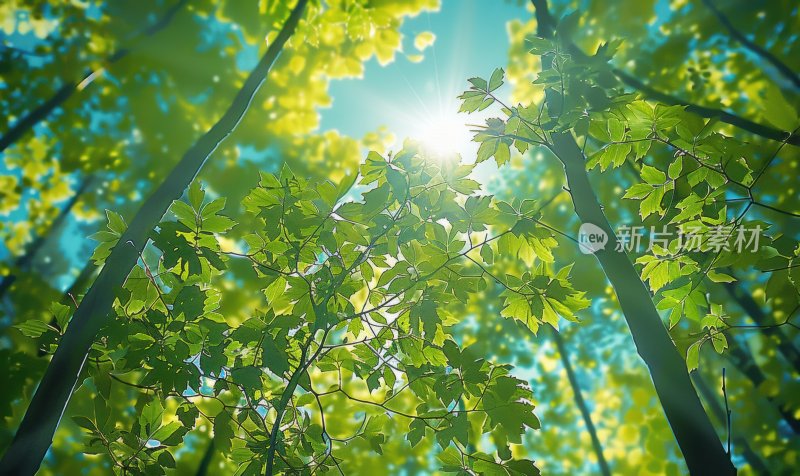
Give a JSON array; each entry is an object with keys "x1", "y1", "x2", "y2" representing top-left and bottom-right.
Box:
[
  {"x1": 530, "y1": 1, "x2": 734, "y2": 472},
  {"x1": 0, "y1": 0, "x2": 188, "y2": 153},
  {"x1": 550, "y1": 329, "x2": 611, "y2": 476},
  {"x1": 0, "y1": 1, "x2": 308, "y2": 474},
  {"x1": 548, "y1": 131, "x2": 735, "y2": 474}
]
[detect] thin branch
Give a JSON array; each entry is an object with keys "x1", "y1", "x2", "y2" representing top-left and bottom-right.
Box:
[
  {"x1": 0, "y1": 0, "x2": 189, "y2": 153},
  {"x1": 701, "y1": 0, "x2": 800, "y2": 90},
  {"x1": 611, "y1": 68, "x2": 800, "y2": 146},
  {"x1": 722, "y1": 367, "x2": 731, "y2": 455}
]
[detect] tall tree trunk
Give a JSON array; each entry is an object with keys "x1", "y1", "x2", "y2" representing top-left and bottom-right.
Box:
[
  {"x1": 692, "y1": 373, "x2": 769, "y2": 474},
  {"x1": 0, "y1": 1, "x2": 308, "y2": 474},
  {"x1": 550, "y1": 329, "x2": 611, "y2": 476},
  {"x1": 0, "y1": 0, "x2": 188, "y2": 153},
  {"x1": 530, "y1": 1, "x2": 734, "y2": 473},
  {"x1": 724, "y1": 337, "x2": 800, "y2": 433},
  {"x1": 623, "y1": 151, "x2": 799, "y2": 429},
  {"x1": 548, "y1": 131, "x2": 735, "y2": 474},
  {"x1": 0, "y1": 176, "x2": 94, "y2": 299}
]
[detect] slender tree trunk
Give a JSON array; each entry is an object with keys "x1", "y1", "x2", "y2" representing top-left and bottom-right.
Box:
[
  {"x1": 536, "y1": 0, "x2": 798, "y2": 146},
  {"x1": 548, "y1": 131, "x2": 735, "y2": 474},
  {"x1": 0, "y1": 2, "x2": 308, "y2": 473},
  {"x1": 530, "y1": 1, "x2": 734, "y2": 472},
  {"x1": 700, "y1": 0, "x2": 800, "y2": 90},
  {"x1": 724, "y1": 337, "x2": 800, "y2": 433},
  {"x1": 0, "y1": 0, "x2": 188, "y2": 153},
  {"x1": 194, "y1": 439, "x2": 215, "y2": 476},
  {"x1": 692, "y1": 373, "x2": 769, "y2": 474},
  {"x1": 0, "y1": 176, "x2": 94, "y2": 299},
  {"x1": 623, "y1": 155, "x2": 799, "y2": 431},
  {"x1": 722, "y1": 278, "x2": 800, "y2": 373},
  {"x1": 550, "y1": 329, "x2": 611, "y2": 476}
]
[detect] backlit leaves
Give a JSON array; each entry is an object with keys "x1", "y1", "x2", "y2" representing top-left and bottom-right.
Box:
[{"x1": 74, "y1": 147, "x2": 555, "y2": 474}]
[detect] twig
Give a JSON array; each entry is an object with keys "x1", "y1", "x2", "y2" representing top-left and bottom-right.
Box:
[{"x1": 722, "y1": 368, "x2": 731, "y2": 455}]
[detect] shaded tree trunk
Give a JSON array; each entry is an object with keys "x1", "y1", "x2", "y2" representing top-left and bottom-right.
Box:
[
  {"x1": 724, "y1": 337, "x2": 800, "y2": 433},
  {"x1": 722, "y1": 278, "x2": 800, "y2": 373},
  {"x1": 0, "y1": 0, "x2": 188, "y2": 153},
  {"x1": 692, "y1": 373, "x2": 769, "y2": 474},
  {"x1": 0, "y1": 1, "x2": 308, "y2": 474},
  {"x1": 195, "y1": 439, "x2": 215, "y2": 476},
  {"x1": 530, "y1": 1, "x2": 734, "y2": 473},
  {"x1": 551, "y1": 329, "x2": 611, "y2": 476},
  {"x1": 0, "y1": 176, "x2": 94, "y2": 299},
  {"x1": 548, "y1": 130, "x2": 735, "y2": 474}
]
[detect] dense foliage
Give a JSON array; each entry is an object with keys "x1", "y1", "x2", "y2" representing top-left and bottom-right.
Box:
[{"x1": 1, "y1": 0, "x2": 798, "y2": 475}]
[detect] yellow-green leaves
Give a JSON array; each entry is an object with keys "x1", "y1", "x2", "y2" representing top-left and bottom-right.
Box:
[
  {"x1": 414, "y1": 31, "x2": 436, "y2": 51},
  {"x1": 686, "y1": 304, "x2": 730, "y2": 371},
  {"x1": 89, "y1": 210, "x2": 127, "y2": 265},
  {"x1": 499, "y1": 267, "x2": 589, "y2": 335},
  {"x1": 92, "y1": 146, "x2": 551, "y2": 472},
  {"x1": 458, "y1": 68, "x2": 504, "y2": 113}
]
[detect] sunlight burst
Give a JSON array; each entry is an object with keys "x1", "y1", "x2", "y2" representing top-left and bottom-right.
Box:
[{"x1": 412, "y1": 110, "x2": 473, "y2": 160}]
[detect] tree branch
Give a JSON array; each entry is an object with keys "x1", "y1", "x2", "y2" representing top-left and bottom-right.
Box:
[
  {"x1": 0, "y1": 1, "x2": 310, "y2": 473},
  {"x1": 0, "y1": 0, "x2": 189, "y2": 153},
  {"x1": 551, "y1": 328, "x2": 611, "y2": 476},
  {"x1": 701, "y1": 0, "x2": 800, "y2": 90}
]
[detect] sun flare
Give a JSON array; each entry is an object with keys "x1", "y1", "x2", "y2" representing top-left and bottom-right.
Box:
[{"x1": 412, "y1": 110, "x2": 473, "y2": 160}]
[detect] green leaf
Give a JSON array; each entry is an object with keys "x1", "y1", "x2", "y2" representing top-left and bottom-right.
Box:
[
  {"x1": 488, "y1": 68, "x2": 504, "y2": 92},
  {"x1": 640, "y1": 164, "x2": 666, "y2": 185},
  {"x1": 105, "y1": 210, "x2": 127, "y2": 235},
  {"x1": 608, "y1": 117, "x2": 625, "y2": 142},
  {"x1": 261, "y1": 334, "x2": 290, "y2": 377},
  {"x1": 763, "y1": 83, "x2": 799, "y2": 130},
  {"x1": 173, "y1": 286, "x2": 205, "y2": 320},
  {"x1": 593, "y1": 143, "x2": 631, "y2": 170},
  {"x1": 525, "y1": 36, "x2": 552, "y2": 55},
  {"x1": 686, "y1": 341, "x2": 701, "y2": 372},
  {"x1": 437, "y1": 446, "x2": 463, "y2": 470},
  {"x1": 213, "y1": 411, "x2": 235, "y2": 453},
  {"x1": 231, "y1": 366, "x2": 263, "y2": 390},
  {"x1": 15, "y1": 320, "x2": 50, "y2": 338},
  {"x1": 668, "y1": 158, "x2": 683, "y2": 180},
  {"x1": 707, "y1": 271, "x2": 735, "y2": 283},
  {"x1": 468, "y1": 76, "x2": 488, "y2": 91},
  {"x1": 188, "y1": 181, "x2": 205, "y2": 210},
  {"x1": 50, "y1": 302, "x2": 71, "y2": 330}
]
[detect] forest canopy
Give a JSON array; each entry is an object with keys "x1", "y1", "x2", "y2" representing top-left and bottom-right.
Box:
[{"x1": 0, "y1": 0, "x2": 798, "y2": 475}]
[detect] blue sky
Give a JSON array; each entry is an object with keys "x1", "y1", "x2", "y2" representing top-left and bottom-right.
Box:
[{"x1": 320, "y1": 0, "x2": 529, "y2": 162}]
